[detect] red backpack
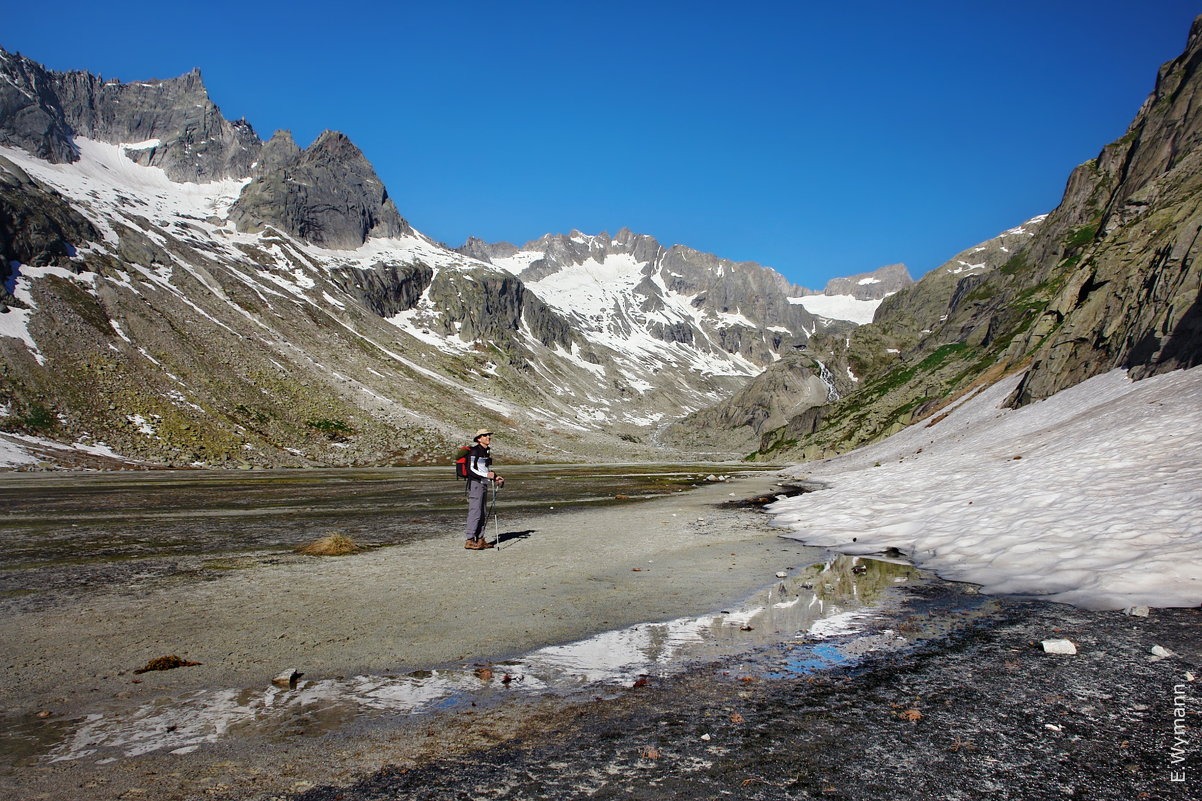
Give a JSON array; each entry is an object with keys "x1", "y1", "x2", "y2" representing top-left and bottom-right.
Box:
[{"x1": 454, "y1": 445, "x2": 471, "y2": 480}]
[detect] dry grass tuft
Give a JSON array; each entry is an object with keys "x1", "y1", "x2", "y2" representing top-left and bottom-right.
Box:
[{"x1": 296, "y1": 532, "x2": 360, "y2": 556}]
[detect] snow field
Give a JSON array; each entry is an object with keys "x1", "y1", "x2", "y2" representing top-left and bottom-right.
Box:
[{"x1": 770, "y1": 366, "x2": 1202, "y2": 609}]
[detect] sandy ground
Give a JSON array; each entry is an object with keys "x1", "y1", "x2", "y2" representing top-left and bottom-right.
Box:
[{"x1": 2, "y1": 472, "x2": 831, "y2": 798}]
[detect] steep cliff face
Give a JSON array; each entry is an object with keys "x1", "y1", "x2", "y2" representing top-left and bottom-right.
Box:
[
  {"x1": 51, "y1": 66, "x2": 261, "y2": 182},
  {"x1": 1000, "y1": 17, "x2": 1202, "y2": 403},
  {"x1": 753, "y1": 16, "x2": 1202, "y2": 462},
  {"x1": 0, "y1": 51, "x2": 77, "y2": 164},
  {"x1": 0, "y1": 155, "x2": 98, "y2": 279}
]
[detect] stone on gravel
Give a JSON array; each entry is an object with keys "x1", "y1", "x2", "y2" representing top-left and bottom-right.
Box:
[
  {"x1": 1041, "y1": 638, "x2": 1078, "y2": 655},
  {"x1": 272, "y1": 668, "x2": 303, "y2": 687}
]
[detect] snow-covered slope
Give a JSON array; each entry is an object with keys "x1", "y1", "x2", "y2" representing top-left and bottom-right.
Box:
[
  {"x1": 468, "y1": 228, "x2": 845, "y2": 376},
  {"x1": 769, "y1": 365, "x2": 1202, "y2": 610}
]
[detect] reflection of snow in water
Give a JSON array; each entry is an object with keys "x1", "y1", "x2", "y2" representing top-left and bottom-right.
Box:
[{"x1": 49, "y1": 557, "x2": 916, "y2": 763}]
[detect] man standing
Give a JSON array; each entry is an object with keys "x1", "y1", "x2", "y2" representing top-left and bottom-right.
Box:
[{"x1": 463, "y1": 429, "x2": 504, "y2": 550}]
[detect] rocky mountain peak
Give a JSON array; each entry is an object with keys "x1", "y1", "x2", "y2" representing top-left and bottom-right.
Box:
[
  {"x1": 50, "y1": 61, "x2": 260, "y2": 182},
  {"x1": 254, "y1": 129, "x2": 302, "y2": 175},
  {"x1": 0, "y1": 49, "x2": 77, "y2": 164},
  {"x1": 0, "y1": 48, "x2": 411, "y2": 250},
  {"x1": 454, "y1": 236, "x2": 518, "y2": 263},
  {"x1": 228, "y1": 129, "x2": 411, "y2": 249},
  {"x1": 305, "y1": 129, "x2": 362, "y2": 161}
]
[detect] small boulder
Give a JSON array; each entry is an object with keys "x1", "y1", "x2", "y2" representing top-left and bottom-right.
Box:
[
  {"x1": 1041, "y1": 639, "x2": 1077, "y2": 655},
  {"x1": 272, "y1": 668, "x2": 303, "y2": 688}
]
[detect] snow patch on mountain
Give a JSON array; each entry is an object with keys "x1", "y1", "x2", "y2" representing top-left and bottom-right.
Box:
[{"x1": 789, "y1": 294, "x2": 882, "y2": 325}]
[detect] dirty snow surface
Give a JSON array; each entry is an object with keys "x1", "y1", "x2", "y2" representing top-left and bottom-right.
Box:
[{"x1": 770, "y1": 365, "x2": 1202, "y2": 610}]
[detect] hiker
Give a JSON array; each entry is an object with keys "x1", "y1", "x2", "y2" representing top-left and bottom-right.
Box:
[{"x1": 463, "y1": 429, "x2": 504, "y2": 550}]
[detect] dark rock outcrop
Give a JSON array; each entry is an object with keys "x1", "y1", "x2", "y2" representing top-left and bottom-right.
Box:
[
  {"x1": 0, "y1": 155, "x2": 98, "y2": 276},
  {"x1": 0, "y1": 50, "x2": 77, "y2": 164},
  {"x1": 664, "y1": 353, "x2": 833, "y2": 452},
  {"x1": 328, "y1": 262, "x2": 433, "y2": 318},
  {"x1": 228, "y1": 130, "x2": 411, "y2": 250},
  {"x1": 425, "y1": 267, "x2": 574, "y2": 351}
]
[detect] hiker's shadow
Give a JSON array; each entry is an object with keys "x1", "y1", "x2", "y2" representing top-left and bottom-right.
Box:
[{"x1": 496, "y1": 529, "x2": 535, "y2": 547}]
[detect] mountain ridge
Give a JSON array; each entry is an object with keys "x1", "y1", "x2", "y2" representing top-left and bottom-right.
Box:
[{"x1": 0, "y1": 48, "x2": 868, "y2": 468}]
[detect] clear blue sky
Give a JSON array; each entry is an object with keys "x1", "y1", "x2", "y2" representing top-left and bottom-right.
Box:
[{"x1": 4, "y1": 1, "x2": 1199, "y2": 289}]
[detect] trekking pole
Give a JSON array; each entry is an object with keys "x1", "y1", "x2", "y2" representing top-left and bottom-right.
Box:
[{"x1": 491, "y1": 479, "x2": 500, "y2": 550}]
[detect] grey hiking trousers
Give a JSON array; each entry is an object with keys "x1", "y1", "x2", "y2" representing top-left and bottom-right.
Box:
[{"x1": 463, "y1": 479, "x2": 490, "y2": 541}]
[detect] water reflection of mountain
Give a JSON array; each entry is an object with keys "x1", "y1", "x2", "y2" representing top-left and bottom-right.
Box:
[{"x1": 800, "y1": 554, "x2": 919, "y2": 606}]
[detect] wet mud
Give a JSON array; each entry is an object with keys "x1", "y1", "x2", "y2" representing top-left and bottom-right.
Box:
[
  {"x1": 291, "y1": 587, "x2": 1201, "y2": 801},
  {"x1": 0, "y1": 464, "x2": 768, "y2": 612},
  {"x1": 718, "y1": 481, "x2": 816, "y2": 509}
]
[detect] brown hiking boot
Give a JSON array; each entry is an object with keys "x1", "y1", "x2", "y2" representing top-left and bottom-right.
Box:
[
  {"x1": 477, "y1": 538, "x2": 495, "y2": 549},
  {"x1": 464, "y1": 539, "x2": 481, "y2": 549}
]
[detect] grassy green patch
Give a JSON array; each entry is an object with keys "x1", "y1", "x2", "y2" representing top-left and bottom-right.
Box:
[
  {"x1": 998, "y1": 253, "x2": 1030, "y2": 276},
  {"x1": 23, "y1": 403, "x2": 56, "y2": 430},
  {"x1": 916, "y1": 343, "x2": 971, "y2": 371},
  {"x1": 235, "y1": 404, "x2": 270, "y2": 424},
  {"x1": 306, "y1": 418, "x2": 354, "y2": 439},
  {"x1": 1063, "y1": 222, "x2": 1099, "y2": 251}
]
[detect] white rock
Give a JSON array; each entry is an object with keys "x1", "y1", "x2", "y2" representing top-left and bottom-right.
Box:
[
  {"x1": 776, "y1": 571, "x2": 788, "y2": 578},
  {"x1": 1150, "y1": 645, "x2": 1176, "y2": 660},
  {"x1": 272, "y1": 668, "x2": 302, "y2": 687},
  {"x1": 700, "y1": 733, "x2": 711, "y2": 741},
  {"x1": 1041, "y1": 639, "x2": 1077, "y2": 655},
  {"x1": 1123, "y1": 606, "x2": 1150, "y2": 617}
]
